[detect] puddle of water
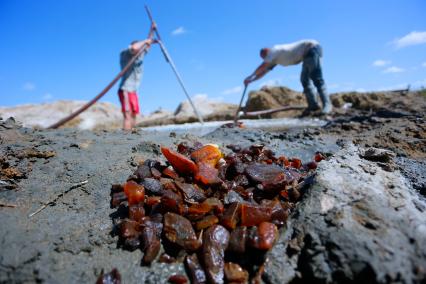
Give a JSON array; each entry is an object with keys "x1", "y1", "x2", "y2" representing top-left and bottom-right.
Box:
[{"x1": 140, "y1": 117, "x2": 327, "y2": 136}]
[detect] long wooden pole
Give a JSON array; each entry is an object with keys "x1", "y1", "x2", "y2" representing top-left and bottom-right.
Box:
[{"x1": 145, "y1": 5, "x2": 204, "y2": 124}]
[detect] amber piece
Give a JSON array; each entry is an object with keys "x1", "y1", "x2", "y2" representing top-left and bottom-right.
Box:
[
  {"x1": 161, "y1": 147, "x2": 198, "y2": 176},
  {"x1": 168, "y1": 274, "x2": 188, "y2": 284},
  {"x1": 187, "y1": 202, "x2": 212, "y2": 216},
  {"x1": 203, "y1": 198, "x2": 224, "y2": 214},
  {"x1": 221, "y1": 202, "x2": 241, "y2": 230},
  {"x1": 159, "y1": 253, "x2": 176, "y2": 263},
  {"x1": 96, "y1": 268, "x2": 121, "y2": 284},
  {"x1": 290, "y1": 158, "x2": 302, "y2": 169},
  {"x1": 175, "y1": 181, "x2": 206, "y2": 204},
  {"x1": 190, "y1": 144, "x2": 222, "y2": 167},
  {"x1": 277, "y1": 156, "x2": 290, "y2": 167},
  {"x1": 120, "y1": 219, "x2": 140, "y2": 239},
  {"x1": 140, "y1": 219, "x2": 162, "y2": 265},
  {"x1": 260, "y1": 199, "x2": 288, "y2": 225},
  {"x1": 314, "y1": 152, "x2": 325, "y2": 162},
  {"x1": 145, "y1": 195, "x2": 161, "y2": 206},
  {"x1": 185, "y1": 254, "x2": 207, "y2": 284},
  {"x1": 163, "y1": 212, "x2": 201, "y2": 251},
  {"x1": 134, "y1": 164, "x2": 152, "y2": 180},
  {"x1": 163, "y1": 166, "x2": 179, "y2": 179},
  {"x1": 305, "y1": 161, "x2": 317, "y2": 170},
  {"x1": 128, "y1": 203, "x2": 145, "y2": 223},
  {"x1": 119, "y1": 219, "x2": 140, "y2": 250},
  {"x1": 202, "y1": 225, "x2": 230, "y2": 284},
  {"x1": 245, "y1": 163, "x2": 287, "y2": 190},
  {"x1": 240, "y1": 203, "x2": 272, "y2": 227},
  {"x1": 195, "y1": 215, "x2": 219, "y2": 230},
  {"x1": 224, "y1": 262, "x2": 249, "y2": 283},
  {"x1": 151, "y1": 167, "x2": 162, "y2": 179},
  {"x1": 161, "y1": 190, "x2": 183, "y2": 213},
  {"x1": 123, "y1": 181, "x2": 145, "y2": 205},
  {"x1": 228, "y1": 226, "x2": 247, "y2": 254},
  {"x1": 111, "y1": 191, "x2": 127, "y2": 208},
  {"x1": 247, "y1": 222, "x2": 278, "y2": 250},
  {"x1": 142, "y1": 178, "x2": 163, "y2": 195},
  {"x1": 195, "y1": 163, "x2": 221, "y2": 185}
]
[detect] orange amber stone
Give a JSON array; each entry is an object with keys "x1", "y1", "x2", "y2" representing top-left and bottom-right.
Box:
[
  {"x1": 190, "y1": 144, "x2": 222, "y2": 167},
  {"x1": 290, "y1": 158, "x2": 302, "y2": 169},
  {"x1": 123, "y1": 181, "x2": 145, "y2": 205},
  {"x1": 161, "y1": 147, "x2": 198, "y2": 176}
]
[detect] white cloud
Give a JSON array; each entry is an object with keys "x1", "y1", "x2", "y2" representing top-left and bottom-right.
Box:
[
  {"x1": 383, "y1": 66, "x2": 405, "y2": 73},
  {"x1": 422, "y1": 62, "x2": 426, "y2": 67},
  {"x1": 372, "y1": 60, "x2": 391, "y2": 67},
  {"x1": 222, "y1": 86, "x2": 242, "y2": 95},
  {"x1": 355, "y1": 88, "x2": 366, "y2": 93},
  {"x1": 258, "y1": 78, "x2": 282, "y2": 88},
  {"x1": 42, "y1": 93, "x2": 53, "y2": 101},
  {"x1": 22, "y1": 82, "x2": 36, "y2": 91},
  {"x1": 171, "y1": 26, "x2": 187, "y2": 36},
  {"x1": 393, "y1": 31, "x2": 426, "y2": 49},
  {"x1": 327, "y1": 83, "x2": 339, "y2": 90}
]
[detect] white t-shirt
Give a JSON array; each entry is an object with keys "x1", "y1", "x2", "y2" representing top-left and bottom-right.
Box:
[{"x1": 264, "y1": 40, "x2": 319, "y2": 66}]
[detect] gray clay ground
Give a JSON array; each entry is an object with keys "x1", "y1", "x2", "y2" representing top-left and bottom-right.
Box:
[{"x1": 1, "y1": 113, "x2": 425, "y2": 283}]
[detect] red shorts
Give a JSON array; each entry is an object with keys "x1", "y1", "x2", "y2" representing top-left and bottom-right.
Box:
[{"x1": 118, "y1": 90, "x2": 140, "y2": 114}]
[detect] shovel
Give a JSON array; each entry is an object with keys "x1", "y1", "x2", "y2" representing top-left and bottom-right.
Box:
[{"x1": 233, "y1": 85, "x2": 248, "y2": 126}]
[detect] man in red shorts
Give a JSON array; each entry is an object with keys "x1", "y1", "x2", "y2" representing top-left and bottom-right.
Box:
[{"x1": 118, "y1": 37, "x2": 155, "y2": 130}]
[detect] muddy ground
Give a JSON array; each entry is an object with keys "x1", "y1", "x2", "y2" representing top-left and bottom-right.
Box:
[{"x1": 0, "y1": 91, "x2": 425, "y2": 283}]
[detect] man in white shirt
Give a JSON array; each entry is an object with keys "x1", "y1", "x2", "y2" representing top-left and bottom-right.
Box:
[{"x1": 244, "y1": 40, "x2": 332, "y2": 114}]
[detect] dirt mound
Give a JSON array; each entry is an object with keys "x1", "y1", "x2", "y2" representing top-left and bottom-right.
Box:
[
  {"x1": 244, "y1": 86, "x2": 307, "y2": 118},
  {"x1": 244, "y1": 87, "x2": 426, "y2": 118}
]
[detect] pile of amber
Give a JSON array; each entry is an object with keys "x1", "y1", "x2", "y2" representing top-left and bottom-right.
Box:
[{"x1": 110, "y1": 143, "x2": 323, "y2": 284}]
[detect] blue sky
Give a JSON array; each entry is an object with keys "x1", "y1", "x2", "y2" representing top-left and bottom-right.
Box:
[{"x1": 0, "y1": 0, "x2": 425, "y2": 114}]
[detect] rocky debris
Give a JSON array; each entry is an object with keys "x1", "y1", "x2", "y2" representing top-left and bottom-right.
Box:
[
  {"x1": 263, "y1": 143, "x2": 426, "y2": 284},
  {"x1": 0, "y1": 100, "x2": 123, "y2": 130}
]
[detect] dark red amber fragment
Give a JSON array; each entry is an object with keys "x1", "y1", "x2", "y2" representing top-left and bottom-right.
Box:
[
  {"x1": 290, "y1": 158, "x2": 302, "y2": 169},
  {"x1": 111, "y1": 191, "x2": 127, "y2": 208},
  {"x1": 224, "y1": 262, "x2": 249, "y2": 283},
  {"x1": 245, "y1": 163, "x2": 287, "y2": 190},
  {"x1": 163, "y1": 212, "x2": 201, "y2": 251},
  {"x1": 220, "y1": 202, "x2": 241, "y2": 230},
  {"x1": 175, "y1": 181, "x2": 206, "y2": 204},
  {"x1": 314, "y1": 152, "x2": 325, "y2": 162},
  {"x1": 228, "y1": 226, "x2": 247, "y2": 254},
  {"x1": 195, "y1": 163, "x2": 221, "y2": 185},
  {"x1": 140, "y1": 218, "x2": 162, "y2": 265},
  {"x1": 240, "y1": 203, "x2": 272, "y2": 227},
  {"x1": 202, "y1": 225, "x2": 230, "y2": 284},
  {"x1": 161, "y1": 147, "x2": 198, "y2": 176},
  {"x1": 163, "y1": 166, "x2": 179, "y2": 179},
  {"x1": 128, "y1": 203, "x2": 145, "y2": 223},
  {"x1": 168, "y1": 274, "x2": 188, "y2": 284},
  {"x1": 247, "y1": 222, "x2": 278, "y2": 250},
  {"x1": 195, "y1": 215, "x2": 219, "y2": 230},
  {"x1": 185, "y1": 254, "x2": 207, "y2": 284}
]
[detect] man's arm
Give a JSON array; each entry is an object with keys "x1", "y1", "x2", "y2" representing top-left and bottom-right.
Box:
[
  {"x1": 130, "y1": 38, "x2": 155, "y2": 53},
  {"x1": 244, "y1": 62, "x2": 276, "y2": 86}
]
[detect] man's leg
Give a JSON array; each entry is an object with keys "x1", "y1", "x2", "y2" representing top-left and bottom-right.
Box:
[
  {"x1": 309, "y1": 47, "x2": 332, "y2": 114},
  {"x1": 301, "y1": 58, "x2": 320, "y2": 111},
  {"x1": 123, "y1": 111, "x2": 132, "y2": 130},
  {"x1": 130, "y1": 113, "x2": 137, "y2": 129}
]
